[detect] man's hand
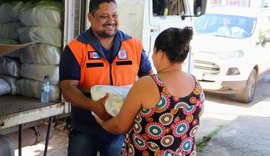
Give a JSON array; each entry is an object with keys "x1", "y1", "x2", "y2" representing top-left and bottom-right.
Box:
[
  {"x1": 92, "y1": 93, "x2": 112, "y2": 121},
  {"x1": 94, "y1": 115, "x2": 104, "y2": 126}
]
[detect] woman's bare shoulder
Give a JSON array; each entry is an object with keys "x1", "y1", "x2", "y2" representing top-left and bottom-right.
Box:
[
  {"x1": 129, "y1": 75, "x2": 158, "y2": 97},
  {"x1": 132, "y1": 75, "x2": 160, "y2": 107},
  {"x1": 135, "y1": 75, "x2": 156, "y2": 87}
]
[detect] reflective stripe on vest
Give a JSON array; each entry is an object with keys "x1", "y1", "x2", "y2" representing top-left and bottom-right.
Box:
[{"x1": 68, "y1": 38, "x2": 142, "y2": 93}]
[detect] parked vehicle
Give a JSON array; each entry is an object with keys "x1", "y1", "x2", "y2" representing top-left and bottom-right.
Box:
[{"x1": 191, "y1": 6, "x2": 270, "y2": 103}]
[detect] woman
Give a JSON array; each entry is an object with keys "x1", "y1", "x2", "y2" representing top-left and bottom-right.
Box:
[{"x1": 96, "y1": 27, "x2": 205, "y2": 155}]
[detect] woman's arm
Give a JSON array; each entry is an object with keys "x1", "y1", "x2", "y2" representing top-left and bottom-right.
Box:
[
  {"x1": 97, "y1": 76, "x2": 158, "y2": 134},
  {"x1": 60, "y1": 80, "x2": 110, "y2": 120}
]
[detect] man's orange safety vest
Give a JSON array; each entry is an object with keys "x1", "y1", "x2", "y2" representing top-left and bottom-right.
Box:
[{"x1": 68, "y1": 37, "x2": 142, "y2": 93}]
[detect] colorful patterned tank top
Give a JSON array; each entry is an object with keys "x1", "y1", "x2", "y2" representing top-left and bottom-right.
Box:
[{"x1": 121, "y1": 74, "x2": 205, "y2": 156}]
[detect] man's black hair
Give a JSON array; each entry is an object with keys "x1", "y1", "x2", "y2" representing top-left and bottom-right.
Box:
[{"x1": 89, "y1": 0, "x2": 117, "y2": 15}]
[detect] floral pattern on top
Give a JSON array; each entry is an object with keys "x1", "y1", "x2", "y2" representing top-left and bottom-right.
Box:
[{"x1": 122, "y1": 74, "x2": 205, "y2": 156}]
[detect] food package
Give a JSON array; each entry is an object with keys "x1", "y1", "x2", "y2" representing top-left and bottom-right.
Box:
[
  {"x1": 0, "y1": 2, "x2": 23, "y2": 23},
  {"x1": 0, "y1": 75, "x2": 17, "y2": 95},
  {"x1": 0, "y1": 22, "x2": 21, "y2": 40},
  {"x1": 0, "y1": 57, "x2": 21, "y2": 77},
  {"x1": 90, "y1": 84, "x2": 133, "y2": 117},
  {"x1": 17, "y1": 26, "x2": 62, "y2": 47},
  {"x1": 20, "y1": 63, "x2": 59, "y2": 85},
  {"x1": 20, "y1": 43, "x2": 61, "y2": 65},
  {"x1": 0, "y1": 78, "x2": 11, "y2": 95},
  {"x1": 18, "y1": 1, "x2": 62, "y2": 27},
  {"x1": 0, "y1": 39, "x2": 19, "y2": 44},
  {"x1": 16, "y1": 78, "x2": 60, "y2": 102}
]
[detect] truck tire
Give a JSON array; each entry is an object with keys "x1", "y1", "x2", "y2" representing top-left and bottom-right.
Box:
[
  {"x1": 235, "y1": 69, "x2": 257, "y2": 103},
  {"x1": 0, "y1": 134, "x2": 14, "y2": 156}
]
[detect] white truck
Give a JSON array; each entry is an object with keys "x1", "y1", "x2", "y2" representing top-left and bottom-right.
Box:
[{"x1": 0, "y1": 0, "x2": 206, "y2": 155}]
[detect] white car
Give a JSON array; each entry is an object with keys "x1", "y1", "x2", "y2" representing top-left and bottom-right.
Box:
[{"x1": 192, "y1": 6, "x2": 270, "y2": 103}]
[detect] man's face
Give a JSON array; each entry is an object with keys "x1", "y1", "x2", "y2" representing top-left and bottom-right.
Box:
[{"x1": 88, "y1": 2, "x2": 119, "y2": 39}]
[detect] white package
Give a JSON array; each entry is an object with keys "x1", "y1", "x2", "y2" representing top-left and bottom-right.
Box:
[
  {"x1": 20, "y1": 63, "x2": 59, "y2": 85},
  {"x1": 0, "y1": 78, "x2": 11, "y2": 95},
  {"x1": 0, "y1": 2, "x2": 23, "y2": 23},
  {"x1": 0, "y1": 39, "x2": 19, "y2": 44},
  {"x1": 0, "y1": 75, "x2": 17, "y2": 95},
  {"x1": 18, "y1": 1, "x2": 62, "y2": 27},
  {"x1": 0, "y1": 57, "x2": 21, "y2": 77},
  {"x1": 16, "y1": 78, "x2": 60, "y2": 102},
  {"x1": 0, "y1": 22, "x2": 21, "y2": 40},
  {"x1": 91, "y1": 84, "x2": 133, "y2": 117},
  {"x1": 17, "y1": 26, "x2": 62, "y2": 47},
  {"x1": 20, "y1": 43, "x2": 61, "y2": 65}
]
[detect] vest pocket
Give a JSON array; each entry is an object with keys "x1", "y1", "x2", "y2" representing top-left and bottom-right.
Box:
[
  {"x1": 116, "y1": 61, "x2": 132, "y2": 66},
  {"x1": 86, "y1": 62, "x2": 104, "y2": 68}
]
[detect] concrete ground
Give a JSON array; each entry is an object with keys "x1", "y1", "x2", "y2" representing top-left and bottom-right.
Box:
[
  {"x1": 201, "y1": 115, "x2": 270, "y2": 156},
  {"x1": 14, "y1": 128, "x2": 68, "y2": 156},
  {"x1": 197, "y1": 97, "x2": 270, "y2": 156},
  {"x1": 197, "y1": 75, "x2": 270, "y2": 156}
]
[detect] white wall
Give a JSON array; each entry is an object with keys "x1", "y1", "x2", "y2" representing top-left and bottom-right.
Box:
[{"x1": 116, "y1": 0, "x2": 145, "y2": 39}]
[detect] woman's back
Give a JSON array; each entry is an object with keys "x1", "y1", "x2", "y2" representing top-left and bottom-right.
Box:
[
  {"x1": 157, "y1": 71, "x2": 196, "y2": 98},
  {"x1": 122, "y1": 74, "x2": 205, "y2": 156}
]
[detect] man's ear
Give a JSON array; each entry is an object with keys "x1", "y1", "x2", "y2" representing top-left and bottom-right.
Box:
[{"x1": 87, "y1": 12, "x2": 93, "y2": 22}]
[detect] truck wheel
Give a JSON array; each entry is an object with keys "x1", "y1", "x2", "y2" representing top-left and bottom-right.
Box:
[
  {"x1": 235, "y1": 69, "x2": 257, "y2": 103},
  {"x1": 0, "y1": 134, "x2": 14, "y2": 156}
]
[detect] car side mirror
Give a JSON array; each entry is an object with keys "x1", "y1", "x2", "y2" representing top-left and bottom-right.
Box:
[
  {"x1": 193, "y1": 0, "x2": 207, "y2": 16},
  {"x1": 181, "y1": 0, "x2": 207, "y2": 20}
]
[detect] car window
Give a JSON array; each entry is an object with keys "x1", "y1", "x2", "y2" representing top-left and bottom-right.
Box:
[{"x1": 194, "y1": 13, "x2": 257, "y2": 38}]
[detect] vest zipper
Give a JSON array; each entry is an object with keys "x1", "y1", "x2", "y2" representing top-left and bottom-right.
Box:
[
  {"x1": 109, "y1": 42, "x2": 121, "y2": 85},
  {"x1": 109, "y1": 63, "x2": 113, "y2": 85}
]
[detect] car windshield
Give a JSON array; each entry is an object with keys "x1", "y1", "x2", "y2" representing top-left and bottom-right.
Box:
[{"x1": 194, "y1": 13, "x2": 257, "y2": 39}]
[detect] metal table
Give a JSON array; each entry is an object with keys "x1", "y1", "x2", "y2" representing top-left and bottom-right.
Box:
[{"x1": 0, "y1": 95, "x2": 70, "y2": 156}]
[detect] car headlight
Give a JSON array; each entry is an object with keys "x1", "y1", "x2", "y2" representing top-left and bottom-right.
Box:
[{"x1": 217, "y1": 50, "x2": 244, "y2": 60}]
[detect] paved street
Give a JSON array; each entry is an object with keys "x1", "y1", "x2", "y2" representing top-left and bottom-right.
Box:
[
  {"x1": 201, "y1": 115, "x2": 270, "y2": 156},
  {"x1": 197, "y1": 74, "x2": 270, "y2": 156}
]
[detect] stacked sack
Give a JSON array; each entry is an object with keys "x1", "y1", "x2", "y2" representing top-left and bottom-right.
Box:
[
  {"x1": 0, "y1": 1, "x2": 23, "y2": 44},
  {"x1": 0, "y1": 2, "x2": 24, "y2": 96},
  {"x1": 15, "y1": 1, "x2": 62, "y2": 102}
]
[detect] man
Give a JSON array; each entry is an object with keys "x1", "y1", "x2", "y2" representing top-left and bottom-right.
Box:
[{"x1": 59, "y1": 0, "x2": 153, "y2": 155}]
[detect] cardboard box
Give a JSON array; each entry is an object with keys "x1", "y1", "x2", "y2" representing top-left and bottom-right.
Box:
[{"x1": 0, "y1": 42, "x2": 35, "y2": 57}]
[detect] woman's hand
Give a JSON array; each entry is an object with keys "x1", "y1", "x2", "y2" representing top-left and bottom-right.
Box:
[{"x1": 92, "y1": 93, "x2": 111, "y2": 121}]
